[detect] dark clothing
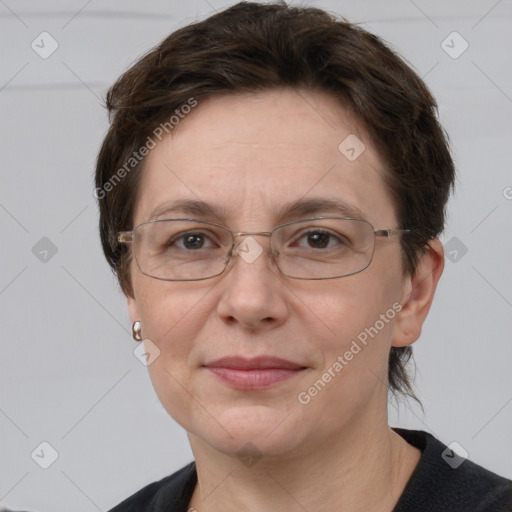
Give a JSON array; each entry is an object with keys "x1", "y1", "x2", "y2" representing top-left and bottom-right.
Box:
[{"x1": 109, "y1": 428, "x2": 512, "y2": 511}]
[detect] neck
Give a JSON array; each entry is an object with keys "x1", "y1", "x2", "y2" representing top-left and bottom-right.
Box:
[{"x1": 187, "y1": 409, "x2": 421, "y2": 512}]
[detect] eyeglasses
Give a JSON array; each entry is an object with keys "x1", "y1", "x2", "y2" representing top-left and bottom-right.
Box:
[{"x1": 117, "y1": 217, "x2": 410, "y2": 281}]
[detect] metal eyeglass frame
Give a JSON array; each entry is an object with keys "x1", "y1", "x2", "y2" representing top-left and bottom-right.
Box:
[{"x1": 117, "y1": 217, "x2": 411, "y2": 281}]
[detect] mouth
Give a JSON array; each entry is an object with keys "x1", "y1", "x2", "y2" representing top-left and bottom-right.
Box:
[{"x1": 203, "y1": 356, "x2": 308, "y2": 391}]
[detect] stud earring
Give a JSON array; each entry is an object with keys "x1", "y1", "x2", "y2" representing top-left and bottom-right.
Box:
[{"x1": 132, "y1": 321, "x2": 142, "y2": 341}]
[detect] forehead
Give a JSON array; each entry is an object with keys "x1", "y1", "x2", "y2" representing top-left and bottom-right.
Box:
[{"x1": 134, "y1": 88, "x2": 397, "y2": 228}]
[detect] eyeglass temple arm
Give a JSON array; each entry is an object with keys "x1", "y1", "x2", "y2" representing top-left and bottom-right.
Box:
[
  {"x1": 374, "y1": 228, "x2": 410, "y2": 238},
  {"x1": 118, "y1": 232, "x2": 133, "y2": 243}
]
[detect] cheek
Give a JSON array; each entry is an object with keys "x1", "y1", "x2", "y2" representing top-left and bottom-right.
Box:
[
  {"x1": 307, "y1": 271, "x2": 397, "y2": 337},
  {"x1": 134, "y1": 275, "x2": 208, "y2": 342},
  {"x1": 288, "y1": 288, "x2": 398, "y2": 437},
  {"x1": 137, "y1": 284, "x2": 212, "y2": 428},
  {"x1": 133, "y1": 280, "x2": 208, "y2": 387},
  {"x1": 301, "y1": 273, "x2": 400, "y2": 381}
]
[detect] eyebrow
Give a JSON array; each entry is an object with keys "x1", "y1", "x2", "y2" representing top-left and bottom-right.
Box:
[{"x1": 147, "y1": 197, "x2": 366, "y2": 223}]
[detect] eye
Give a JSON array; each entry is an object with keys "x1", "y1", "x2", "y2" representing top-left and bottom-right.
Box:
[
  {"x1": 294, "y1": 229, "x2": 346, "y2": 250},
  {"x1": 170, "y1": 231, "x2": 217, "y2": 250}
]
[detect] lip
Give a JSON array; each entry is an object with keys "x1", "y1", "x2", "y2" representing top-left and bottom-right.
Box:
[
  {"x1": 204, "y1": 356, "x2": 307, "y2": 390},
  {"x1": 205, "y1": 356, "x2": 305, "y2": 370}
]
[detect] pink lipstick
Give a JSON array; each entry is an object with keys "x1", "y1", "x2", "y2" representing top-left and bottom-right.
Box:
[{"x1": 204, "y1": 356, "x2": 306, "y2": 390}]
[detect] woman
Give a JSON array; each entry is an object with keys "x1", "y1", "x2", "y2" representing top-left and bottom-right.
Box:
[{"x1": 95, "y1": 2, "x2": 512, "y2": 511}]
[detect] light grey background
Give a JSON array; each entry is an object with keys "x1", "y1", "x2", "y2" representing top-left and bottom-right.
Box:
[{"x1": 1, "y1": 0, "x2": 511, "y2": 510}]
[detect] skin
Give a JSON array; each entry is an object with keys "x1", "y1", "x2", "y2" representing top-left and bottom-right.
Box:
[{"x1": 126, "y1": 88, "x2": 444, "y2": 511}]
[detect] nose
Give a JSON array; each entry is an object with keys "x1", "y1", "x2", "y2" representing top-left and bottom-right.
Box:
[
  {"x1": 231, "y1": 233, "x2": 273, "y2": 261},
  {"x1": 215, "y1": 234, "x2": 289, "y2": 331}
]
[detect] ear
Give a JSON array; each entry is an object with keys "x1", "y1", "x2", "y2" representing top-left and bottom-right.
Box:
[{"x1": 392, "y1": 238, "x2": 444, "y2": 348}]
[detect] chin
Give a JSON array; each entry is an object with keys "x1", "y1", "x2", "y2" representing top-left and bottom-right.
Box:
[{"x1": 188, "y1": 404, "x2": 307, "y2": 459}]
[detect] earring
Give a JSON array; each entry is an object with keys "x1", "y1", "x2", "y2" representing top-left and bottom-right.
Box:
[{"x1": 132, "y1": 321, "x2": 142, "y2": 341}]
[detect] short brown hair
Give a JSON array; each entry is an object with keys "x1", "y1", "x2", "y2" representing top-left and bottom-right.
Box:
[{"x1": 95, "y1": 1, "x2": 455, "y2": 400}]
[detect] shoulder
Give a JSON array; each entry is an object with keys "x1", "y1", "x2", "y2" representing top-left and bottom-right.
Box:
[
  {"x1": 393, "y1": 428, "x2": 512, "y2": 512},
  {"x1": 107, "y1": 461, "x2": 197, "y2": 512}
]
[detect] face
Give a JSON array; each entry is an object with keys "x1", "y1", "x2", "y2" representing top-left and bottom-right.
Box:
[{"x1": 127, "y1": 88, "x2": 414, "y2": 461}]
